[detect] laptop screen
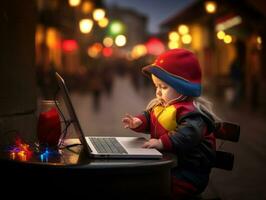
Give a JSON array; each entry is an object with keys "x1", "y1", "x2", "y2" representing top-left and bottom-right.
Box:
[{"x1": 55, "y1": 72, "x2": 91, "y2": 153}]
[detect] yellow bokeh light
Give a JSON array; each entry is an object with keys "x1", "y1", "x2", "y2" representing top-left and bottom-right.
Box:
[
  {"x1": 94, "y1": 43, "x2": 103, "y2": 50},
  {"x1": 79, "y1": 19, "x2": 93, "y2": 33},
  {"x1": 46, "y1": 28, "x2": 58, "y2": 48},
  {"x1": 169, "y1": 31, "x2": 180, "y2": 41},
  {"x1": 69, "y1": 0, "x2": 81, "y2": 7},
  {"x1": 115, "y1": 35, "x2": 127, "y2": 47},
  {"x1": 35, "y1": 25, "x2": 45, "y2": 44},
  {"x1": 87, "y1": 43, "x2": 103, "y2": 58},
  {"x1": 217, "y1": 31, "x2": 225, "y2": 40},
  {"x1": 88, "y1": 48, "x2": 98, "y2": 58},
  {"x1": 178, "y1": 25, "x2": 189, "y2": 35},
  {"x1": 205, "y1": 1, "x2": 217, "y2": 13},
  {"x1": 82, "y1": 1, "x2": 94, "y2": 14},
  {"x1": 131, "y1": 44, "x2": 147, "y2": 59},
  {"x1": 168, "y1": 41, "x2": 179, "y2": 49},
  {"x1": 98, "y1": 17, "x2": 109, "y2": 28},
  {"x1": 103, "y1": 37, "x2": 113, "y2": 47},
  {"x1": 181, "y1": 34, "x2": 192, "y2": 44},
  {"x1": 257, "y1": 36, "x2": 262, "y2": 44},
  {"x1": 224, "y1": 35, "x2": 232, "y2": 44},
  {"x1": 93, "y1": 8, "x2": 105, "y2": 21}
]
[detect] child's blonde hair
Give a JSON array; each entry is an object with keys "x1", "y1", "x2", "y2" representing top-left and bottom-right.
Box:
[{"x1": 193, "y1": 96, "x2": 222, "y2": 122}]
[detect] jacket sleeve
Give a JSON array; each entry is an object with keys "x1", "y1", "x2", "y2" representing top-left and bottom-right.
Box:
[
  {"x1": 159, "y1": 134, "x2": 173, "y2": 151},
  {"x1": 169, "y1": 114, "x2": 206, "y2": 152},
  {"x1": 131, "y1": 111, "x2": 150, "y2": 133}
]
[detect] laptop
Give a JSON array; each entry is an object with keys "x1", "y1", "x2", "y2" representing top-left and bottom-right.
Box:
[{"x1": 55, "y1": 72, "x2": 162, "y2": 159}]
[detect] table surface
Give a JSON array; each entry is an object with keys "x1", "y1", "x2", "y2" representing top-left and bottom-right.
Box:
[
  {"x1": 0, "y1": 138, "x2": 177, "y2": 169},
  {"x1": 0, "y1": 138, "x2": 177, "y2": 198}
]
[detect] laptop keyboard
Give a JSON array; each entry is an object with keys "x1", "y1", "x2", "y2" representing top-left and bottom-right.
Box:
[{"x1": 90, "y1": 137, "x2": 128, "y2": 154}]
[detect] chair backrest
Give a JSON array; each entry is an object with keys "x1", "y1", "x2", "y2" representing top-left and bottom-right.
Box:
[
  {"x1": 214, "y1": 122, "x2": 240, "y2": 142},
  {"x1": 213, "y1": 122, "x2": 240, "y2": 171}
]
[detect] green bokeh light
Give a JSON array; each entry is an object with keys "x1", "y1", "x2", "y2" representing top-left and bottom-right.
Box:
[{"x1": 108, "y1": 21, "x2": 124, "y2": 35}]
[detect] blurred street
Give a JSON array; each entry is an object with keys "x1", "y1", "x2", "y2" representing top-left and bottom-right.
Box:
[
  {"x1": 203, "y1": 97, "x2": 266, "y2": 199},
  {"x1": 62, "y1": 73, "x2": 266, "y2": 200}
]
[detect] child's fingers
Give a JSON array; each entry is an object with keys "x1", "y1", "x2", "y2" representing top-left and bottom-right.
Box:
[
  {"x1": 125, "y1": 114, "x2": 133, "y2": 120},
  {"x1": 142, "y1": 142, "x2": 151, "y2": 148},
  {"x1": 122, "y1": 118, "x2": 133, "y2": 129},
  {"x1": 122, "y1": 118, "x2": 131, "y2": 124}
]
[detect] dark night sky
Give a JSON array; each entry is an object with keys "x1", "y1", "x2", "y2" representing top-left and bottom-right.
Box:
[{"x1": 105, "y1": 0, "x2": 195, "y2": 34}]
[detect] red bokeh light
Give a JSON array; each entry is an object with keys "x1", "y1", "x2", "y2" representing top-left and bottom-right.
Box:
[
  {"x1": 62, "y1": 40, "x2": 78, "y2": 52},
  {"x1": 145, "y1": 37, "x2": 165, "y2": 56},
  {"x1": 102, "y1": 47, "x2": 113, "y2": 57}
]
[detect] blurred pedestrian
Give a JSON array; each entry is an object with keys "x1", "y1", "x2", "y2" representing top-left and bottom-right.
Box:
[
  {"x1": 89, "y1": 70, "x2": 103, "y2": 112},
  {"x1": 102, "y1": 66, "x2": 114, "y2": 97},
  {"x1": 248, "y1": 47, "x2": 261, "y2": 111},
  {"x1": 229, "y1": 40, "x2": 245, "y2": 107}
]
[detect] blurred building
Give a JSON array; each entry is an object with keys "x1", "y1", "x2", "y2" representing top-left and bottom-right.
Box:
[
  {"x1": 107, "y1": 5, "x2": 148, "y2": 53},
  {"x1": 35, "y1": 0, "x2": 106, "y2": 76},
  {"x1": 160, "y1": 0, "x2": 266, "y2": 110}
]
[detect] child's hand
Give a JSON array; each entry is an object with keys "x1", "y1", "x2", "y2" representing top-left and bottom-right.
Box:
[
  {"x1": 142, "y1": 139, "x2": 163, "y2": 150},
  {"x1": 122, "y1": 114, "x2": 142, "y2": 129}
]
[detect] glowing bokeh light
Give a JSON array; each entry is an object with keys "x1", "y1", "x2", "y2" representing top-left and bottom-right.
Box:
[
  {"x1": 103, "y1": 37, "x2": 113, "y2": 47},
  {"x1": 102, "y1": 47, "x2": 113, "y2": 57},
  {"x1": 168, "y1": 41, "x2": 179, "y2": 49},
  {"x1": 205, "y1": 1, "x2": 217, "y2": 14},
  {"x1": 79, "y1": 19, "x2": 93, "y2": 34},
  {"x1": 82, "y1": 1, "x2": 94, "y2": 14},
  {"x1": 178, "y1": 25, "x2": 189, "y2": 35},
  {"x1": 115, "y1": 35, "x2": 127, "y2": 47},
  {"x1": 131, "y1": 44, "x2": 147, "y2": 59},
  {"x1": 93, "y1": 8, "x2": 105, "y2": 21},
  {"x1": 224, "y1": 35, "x2": 232, "y2": 44},
  {"x1": 87, "y1": 43, "x2": 103, "y2": 58},
  {"x1": 145, "y1": 37, "x2": 165, "y2": 56},
  {"x1": 98, "y1": 17, "x2": 109, "y2": 28},
  {"x1": 169, "y1": 31, "x2": 180, "y2": 41},
  {"x1": 62, "y1": 40, "x2": 78, "y2": 52},
  {"x1": 181, "y1": 34, "x2": 192, "y2": 44},
  {"x1": 46, "y1": 28, "x2": 58, "y2": 48},
  {"x1": 69, "y1": 0, "x2": 81, "y2": 7},
  {"x1": 257, "y1": 36, "x2": 262, "y2": 44},
  {"x1": 109, "y1": 21, "x2": 124, "y2": 35},
  {"x1": 217, "y1": 31, "x2": 225, "y2": 40}
]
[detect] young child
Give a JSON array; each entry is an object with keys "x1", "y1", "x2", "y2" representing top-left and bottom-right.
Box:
[{"x1": 122, "y1": 48, "x2": 220, "y2": 199}]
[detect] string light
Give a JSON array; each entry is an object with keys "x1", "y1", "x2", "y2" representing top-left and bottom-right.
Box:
[
  {"x1": 40, "y1": 148, "x2": 50, "y2": 162},
  {"x1": 9, "y1": 139, "x2": 33, "y2": 162}
]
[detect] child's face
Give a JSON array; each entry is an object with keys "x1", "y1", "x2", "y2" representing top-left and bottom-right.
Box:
[{"x1": 151, "y1": 75, "x2": 180, "y2": 104}]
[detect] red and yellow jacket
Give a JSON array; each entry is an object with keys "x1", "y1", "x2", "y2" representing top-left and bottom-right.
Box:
[{"x1": 132, "y1": 100, "x2": 216, "y2": 172}]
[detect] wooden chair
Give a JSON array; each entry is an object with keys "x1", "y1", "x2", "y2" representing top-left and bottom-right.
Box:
[
  {"x1": 214, "y1": 122, "x2": 240, "y2": 171},
  {"x1": 197, "y1": 122, "x2": 240, "y2": 200}
]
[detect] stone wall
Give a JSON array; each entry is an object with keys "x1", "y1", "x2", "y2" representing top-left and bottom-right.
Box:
[{"x1": 0, "y1": 0, "x2": 37, "y2": 145}]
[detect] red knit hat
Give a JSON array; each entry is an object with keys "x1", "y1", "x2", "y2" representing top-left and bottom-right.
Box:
[{"x1": 142, "y1": 48, "x2": 202, "y2": 97}]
